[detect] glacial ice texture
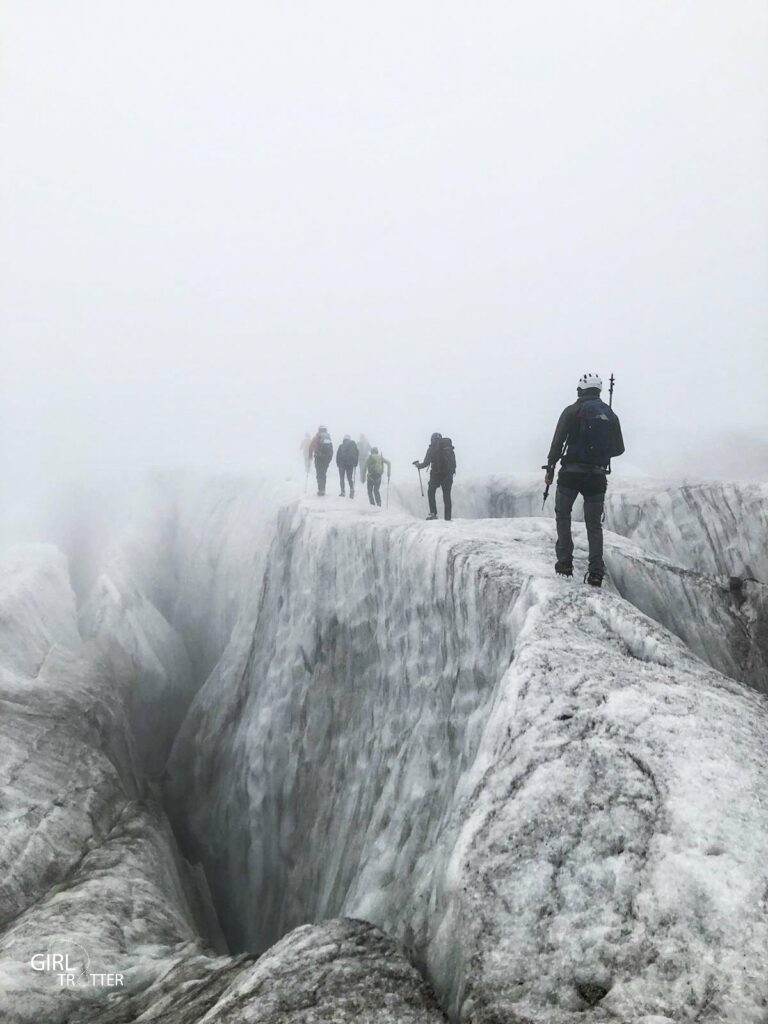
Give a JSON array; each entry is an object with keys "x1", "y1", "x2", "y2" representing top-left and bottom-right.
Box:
[
  {"x1": 2, "y1": 473, "x2": 768, "y2": 1023},
  {"x1": 168, "y1": 494, "x2": 768, "y2": 1022},
  {"x1": 0, "y1": 490, "x2": 446, "y2": 1024}
]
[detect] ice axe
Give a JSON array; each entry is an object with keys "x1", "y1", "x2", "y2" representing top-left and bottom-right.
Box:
[
  {"x1": 541, "y1": 465, "x2": 553, "y2": 510},
  {"x1": 542, "y1": 433, "x2": 567, "y2": 510},
  {"x1": 413, "y1": 462, "x2": 424, "y2": 497},
  {"x1": 606, "y1": 372, "x2": 616, "y2": 476}
]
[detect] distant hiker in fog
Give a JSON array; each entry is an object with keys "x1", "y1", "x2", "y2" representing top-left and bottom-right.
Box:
[
  {"x1": 544, "y1": 372, "x2": 625, "y2": 587},
  {"x1": 310, "y1": 426, "x2": 334, "y2": 496},
  {"x1": 366, "y1": 447, "x2": 391, "y2": 506},
  {"x1": 358, "y1": 434, "x2": 371, "y2": 483},
  {"x1": 300, "y1": 433, "x2": 312, "y2": 475},
  {"x1": 336, "y1": 434, "x2": 359, "y2": 498},
  {"x1": 413, "y1": 432, "x2": 456, "y2": 521}
]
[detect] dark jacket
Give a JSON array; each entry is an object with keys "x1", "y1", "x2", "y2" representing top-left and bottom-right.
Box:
[
  {"x1": 310, "y1": 431, "x2": 333, "y2": 460},
  {"x1": 417, "y1": 439, "x2": 456, "y2": 479},
  {"x1": 336, "y1": 439, "x2": 359, "y2": 468},
  {"x1": 547, "y1": 390, "x2": 625, "y2": 470}
]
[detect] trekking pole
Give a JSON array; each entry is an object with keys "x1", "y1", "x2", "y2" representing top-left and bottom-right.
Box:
[
  {"x1": 417, "y1": 466, "x2": 424, "y2": 496},
  {"x1": 386, "y1": 475, "x2": 391, "y2": 509}
]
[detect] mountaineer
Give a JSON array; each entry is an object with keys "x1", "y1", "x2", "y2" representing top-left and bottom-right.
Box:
[
  {"x1": 365, "y1": 447, "x2": 391, "y2": 507},
  {"x1": 309, "y1": 426, "x2": 334, "y2": 496},
  {"x1": 544, "y1": 373, "x2": 625, "y2": 587},
  {"x1": 413, "y1": 433, "x2": 456, "y2": 521},
  {"x1": 336, "y1": 435, "x2": 359, "y2": 498}
]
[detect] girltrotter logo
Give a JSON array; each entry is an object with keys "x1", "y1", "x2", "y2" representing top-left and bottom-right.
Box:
[{"x1": 30, "y1": 938, "x2": 123, "y2": 989}]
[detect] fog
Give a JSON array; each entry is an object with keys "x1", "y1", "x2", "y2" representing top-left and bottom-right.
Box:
[{"x1": 1, "y1": 0, "x2": 766, "y2": 536}]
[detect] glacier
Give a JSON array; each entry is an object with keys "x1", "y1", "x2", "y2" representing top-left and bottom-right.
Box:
[
  {"x1": 1, "y1": 474, "x2": 767, "y2": 1022},
  {"x1": 394, "y1": 476, "x2": 768, "y2": 691},
  {"x1": 0, "y1": 536, "x2": 445, "y2": 1024},
  {"x1": 394, "y1": 475, "x2": 768, "y2": 580}
]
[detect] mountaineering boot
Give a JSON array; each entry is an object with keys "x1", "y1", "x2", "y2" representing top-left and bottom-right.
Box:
[
  {"x1": 350, "y1": 487, "x2": 355, "y2": 499},
  {"x1": 339, "y1": 490, "x2": 345, "y2": 497},
  {"x1": 584, "y1": 571, "x2": 603, "y2": 588},
  {"x1": 555, "y1": 562, "x2": 573, "y2": 578},
  {"x1": 425, "y1": 512, "x2": 438, "y2": 521}
]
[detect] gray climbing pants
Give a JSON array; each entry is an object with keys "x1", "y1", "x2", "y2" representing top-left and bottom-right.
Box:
[{"x1": 555, "y1": 471, "x2": 607, "y2": 576}]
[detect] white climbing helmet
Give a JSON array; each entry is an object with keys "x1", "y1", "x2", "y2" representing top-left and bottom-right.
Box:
[{"x1": 577, "y1": 372, "x2": 602, "y2": 391}]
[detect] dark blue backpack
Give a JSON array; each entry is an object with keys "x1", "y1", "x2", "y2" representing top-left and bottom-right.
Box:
[{"x1": 568, "y1": 399, "x2": 614, "y2": 466}]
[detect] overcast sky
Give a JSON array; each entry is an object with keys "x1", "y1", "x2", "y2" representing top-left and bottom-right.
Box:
[{"x1": 1, "y1": 0, "x2": 766, "y2": 506}]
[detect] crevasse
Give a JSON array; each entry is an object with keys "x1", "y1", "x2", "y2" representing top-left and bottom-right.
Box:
[
  {"x1": 165, "y1": 490, "x2": 768, "y2": 1022},
  {"x1": 3, "y1": 476, "x2": 768, "y2": 1023}
]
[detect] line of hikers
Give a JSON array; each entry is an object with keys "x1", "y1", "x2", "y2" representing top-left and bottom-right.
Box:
[
  {"x1": 301, "y1": 431, "x2": 391, "y2": 507},
  {"x1": 300, "y1": 372, "x2": 625, "y2": 588}
]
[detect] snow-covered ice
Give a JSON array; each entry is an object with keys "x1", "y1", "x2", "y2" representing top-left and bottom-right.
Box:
[
  {"x1": 167, "y1": 490, "x2": 768, "y2": 1021},
  {"x1": 402, "y1": 475, "x2": 768, "y2": 580},
  {"x1": 1, "y1": 474, "x2": 768, "y2": 1022},
  {"x1": 0, "y1": 531, "x2": 445, "y2": 1024}
]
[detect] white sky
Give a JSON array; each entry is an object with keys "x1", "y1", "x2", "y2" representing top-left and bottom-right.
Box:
[{"x1": 1, "y1": 0, "x2": 767, "y2": 499}]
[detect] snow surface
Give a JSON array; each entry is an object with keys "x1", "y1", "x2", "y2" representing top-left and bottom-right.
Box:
[{"x1": 1, "y1": 474, "x2": 768, "y2": 1022}]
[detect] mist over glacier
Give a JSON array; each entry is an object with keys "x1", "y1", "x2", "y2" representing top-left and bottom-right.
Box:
[
  {"x1": 1, "y1": 0, "x2": 767, "y2": 1021},
  {"x1": 1, "y1": 0, "x2": 766, "y2": 515}
]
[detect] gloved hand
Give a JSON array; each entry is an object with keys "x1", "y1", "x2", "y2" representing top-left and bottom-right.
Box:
[
  {"x1": 412, "y1": 460, "x2": 420, "y2": 468},
  {"x1": 544, "y1": 469, "x2": 554, "y2": 487}
]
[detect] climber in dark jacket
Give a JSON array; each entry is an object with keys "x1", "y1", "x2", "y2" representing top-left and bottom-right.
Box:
[
  {"x1": 309, "y1": 426, "x2": 333, "y2": 496},
  {"x1": 544, "y1": 373, "x2": 625, "y2": 586},
  {"x1": 413, "y1": 432, "x2": 456, "y2": 521},
  {"x1": 336, "y1": 435, "x2": 359, "y2": 498}
]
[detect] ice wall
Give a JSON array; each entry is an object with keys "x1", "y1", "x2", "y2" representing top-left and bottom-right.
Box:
[
  {"x1": 418, "y1": 475, "x2": 768, "y2": 580},
  {"x1": 166, "y1": 506, "x2": 527, "y2": 955},
  {"x1": 67, "y1": 476, "x2": 301, "y2": 775},
  {"x1": 394, "y1": 476, "x2": 768, "y2": 690},
  {"x1": 166, "y1": 502, "x2": 768, "y2": 1022},
  {"x1": 0, "y1": 535, "x2": 446, "y2": 1024},
  {"x1": 605, "y1": 538, "x2": 768, "y2": 691},
  {"x1": 0, "y1": 546, "x2": 207, "y2": 1023}
]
